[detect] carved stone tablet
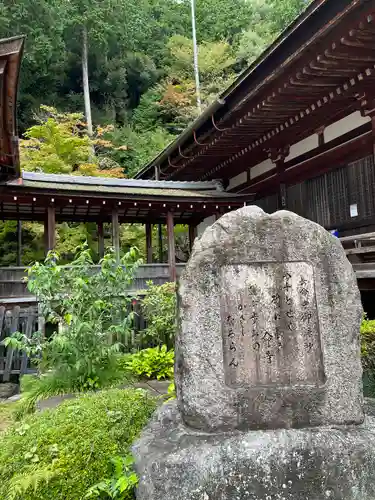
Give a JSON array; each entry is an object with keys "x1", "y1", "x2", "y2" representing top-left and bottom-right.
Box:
[
  {"x1": 175, "y1": 207, "x2": 363, "y2": 432},
  {"x1": 221, "y1": 262, "x2": 325, "y2": 388}
]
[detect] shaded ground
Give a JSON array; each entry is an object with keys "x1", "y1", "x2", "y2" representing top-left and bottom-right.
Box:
[{"x1": 0, "y1": 402, "x2": 18, "y2": 432}]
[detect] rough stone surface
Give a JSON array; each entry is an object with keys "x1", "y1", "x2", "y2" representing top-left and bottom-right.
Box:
[
  {"x1": 364, "y1": 397, "x2": 375, "y2": 417},
  {"x1": 5, "y1": 393, "x2": 22, "y2": 402},
  {"x1": 0, "y1": 383, "x2": 18, "y2": 399},
  {"x1": 176, "y1": 207, "x2": 363, "y2": 432},
  {"x1": 134, "y1": 401, "x2": 375, "y2": 500}
]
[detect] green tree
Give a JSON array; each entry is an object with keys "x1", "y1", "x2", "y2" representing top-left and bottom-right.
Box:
[
  {"x1": 0, "y1": 0, "x2": 68, "y2": 131},
  {"x1": 105, "y1": 125, "x2": 174, "y2": 178},
  {"x1": 194, "y1": 0, "x2": 258, "y2": 42},
  {"x1": 20, "y1": 105, "x2": 123, "y2": 176},
  {"x1": 268, "y1": 0, "x2": 310, "y2": 32}
]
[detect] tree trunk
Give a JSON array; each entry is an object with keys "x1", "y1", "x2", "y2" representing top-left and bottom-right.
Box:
[{"x1": 82, "y1": 25, "x2": 93, "y2": 137}]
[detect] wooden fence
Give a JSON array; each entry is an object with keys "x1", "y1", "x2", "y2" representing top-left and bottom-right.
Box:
[
  {"x1": 0, "y1": 305, "x2": 39, "y2": 381},
  {"x1": 0, "y1": 297, "x2": 166, "y2": 381}
]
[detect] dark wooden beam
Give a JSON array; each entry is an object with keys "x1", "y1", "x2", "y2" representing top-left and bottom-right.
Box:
[
  {"x1": 189, "y1": 224, "x2": 197, "y2": 253},
  {"x1": 370, "y1": 115, "x2": 375, "y2": 162},
  {"x1": 16, "y1": 220, "x2": 22, "y2": 266},
  {"x1": 270, "y1": 147, "x2": 289, "y2": 210},
  {"x1": 145, "y1": 223, "x2": 153, "y2": 264},
  {"x1": 154, "y1": 165, "x2": 164, "y2": 262},
  {"x1": 167, "y1": 211, "x2": 176, "y2": 282},
  {"x1": 112, "y1": 208, "x2": 120, "y2": 263},
  {"x1": 158, "y1": 225, "x2": 163, "y2": 263},
  {"x1": 45, "y1": 206, "x2": 56, "y2": 254},
  {"x1": 242, "y1": 129, "x2": 373, "y2": 198},
  {"x1": 97, "y1": 221, "x2": 104, "y2": 259}
]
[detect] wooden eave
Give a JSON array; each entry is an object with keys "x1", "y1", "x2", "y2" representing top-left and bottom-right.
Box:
[
  {"x1": 235, "y1": 121, "x2": 373, "y2": 196},
  {"x1": 0, "y1": 36, "x2": 24, "y2": 184},
  {"x1": 136, "y1": 0, "x2": 375, "y2": 184},
  {"x1": 0, "y1": 173, "x2": 252, "y2": 224}
]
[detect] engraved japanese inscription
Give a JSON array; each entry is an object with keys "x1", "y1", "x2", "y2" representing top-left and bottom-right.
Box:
[{"x1": 221, "y1": 262, "x2": 325, "y2": 387}]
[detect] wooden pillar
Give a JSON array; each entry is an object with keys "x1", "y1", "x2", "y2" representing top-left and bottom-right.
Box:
[
  {"x1": 154, "y1": 165, "x2": 160, "y2": 180},
  {"x1": 145, "y1": 223, "x2": 153, "y2": 263},
  {"x1": 371, "y1": 115, "x2": 375, "y2": 160},
  {"x1": 272, "y1": 147, "x2": 289, "y2": 210},
  {"x1": 166, "y1": 211, "x2": 176, "y2": 282},
  {"x1": 155, "y1": 165, "x2": 163, "y2": 262},
  {"x1": 44, "y1": 206, "x2": 56, "y2": 254},
  {"x1": 317, "y1": 126, "x2": 325, "y2": 147},
  {"x1": 188, "y1": 224, "x2": 197, "y2": 253},
  {"x1": 98, "y1": 221, "x2": 105, "y2": 259},
  {"x1": 276, "y1": 156, "x2": 287, "y2": 210},
  {"x1": 112, "y1": 208, "x2": 120, "y2": 263},
  {"x1": 158, "y1": 225, "x2": 163, "y2": 263},
  {"x1": 16, "y1": 220, "x2": 22, "y2": 266}
]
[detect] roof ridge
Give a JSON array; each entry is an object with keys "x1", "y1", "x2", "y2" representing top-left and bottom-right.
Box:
[{"x1": 20, "y1": 172, "x2": 224, "y2": 191}]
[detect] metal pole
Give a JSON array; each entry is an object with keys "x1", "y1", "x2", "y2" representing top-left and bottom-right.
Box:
[{"x1": 191, "y1": 0, "x2": 202, "y2": 113}]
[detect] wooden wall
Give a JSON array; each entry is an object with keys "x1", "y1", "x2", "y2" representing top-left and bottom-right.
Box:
[{"x1": 256, "y1": 155, "x2": 375, "y2": 236}]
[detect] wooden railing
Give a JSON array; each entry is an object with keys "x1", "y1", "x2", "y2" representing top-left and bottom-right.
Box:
[
  {"x1": 340, "y1": 232, "x2": 375, "y2": 279},
  {"x1": 0, "y1": 264, "x2": 186, "y2": 300}
]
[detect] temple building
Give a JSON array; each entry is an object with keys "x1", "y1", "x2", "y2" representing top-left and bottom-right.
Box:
[
  {"x1": 136, "y1": 0, "x2": 375, "y2": 303},
  {"x1": 2, "y1": 0, "x2": 375, "y2": 316}
]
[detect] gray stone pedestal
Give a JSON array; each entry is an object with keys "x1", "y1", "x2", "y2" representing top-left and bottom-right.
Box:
[{"x1": 134, "y1": 401, "x2": 375, "y2": 500}]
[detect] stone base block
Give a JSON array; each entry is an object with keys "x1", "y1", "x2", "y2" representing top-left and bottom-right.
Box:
[{"x1": 133, "y1": 401, "x2": 375, "y2": 500}]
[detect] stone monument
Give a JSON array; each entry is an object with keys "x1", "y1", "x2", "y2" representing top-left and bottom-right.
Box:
[{"x1": 134, "y1": 207, "x2": 375, "y2": 500}]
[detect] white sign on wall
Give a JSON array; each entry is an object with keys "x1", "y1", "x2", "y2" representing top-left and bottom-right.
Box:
[{"x1": 350, "y1": 204, "x2": 358, "y2": 218}]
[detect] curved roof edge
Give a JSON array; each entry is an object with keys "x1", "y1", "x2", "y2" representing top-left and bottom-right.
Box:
[{"x1": 0, "y1": 35, "x2": 25, "y2": 183}]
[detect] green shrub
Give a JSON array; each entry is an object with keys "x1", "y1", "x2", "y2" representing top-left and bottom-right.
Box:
[
  {"x1": 124, "y1": 346, "x2": 174, "y2": 380},
  {"x1": 361, "y1": 318, "x2": 375, "y2": 397},
  {"x1": 141, "y1": 281, "x2": 176, "y2": 349},
  {"x1": 0, "y1": 401, "x2": 19, "y2": 434},
  {"x1": 0, "y1": 389, "x2": 156, "y2": 500},
  {"x1": 85, "y1": 455, "x2": 138, "y2": 499},
  {"x1": 3, "y1": 246, "x2": 141, "y2": 401}
]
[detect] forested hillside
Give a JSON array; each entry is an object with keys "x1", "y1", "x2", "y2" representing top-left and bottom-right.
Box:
[{"x1": 0, "y1": 0, "x2": 309, "y2": 264}]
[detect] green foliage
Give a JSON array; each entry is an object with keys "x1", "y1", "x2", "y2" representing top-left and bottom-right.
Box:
[
  {"x1": 167, "y1": 35, "x2": 235, "y2": 82},
  {"x1": 3, "y1": 0, "x2": 302, "y2": 132},
  {"x1": 21, "y1": 106, "x2": 92, "y2": 173},
  {"x1": 124, "y1": 346, "x2": 174, "y2": 381},
  {"x1": 0, "y1": 389, "x2": 156, "y2": 500},
  {"x1": 0, "y1": 401, "x2": 20, "y2": 434},
  {"x1": 141, "y1": 281, "x2": 177, "y2": 349},
  {"x1": 20, "y1": 105, "x2": 124, "y2": 177},
  {"x1": 166, "y1": 382, "x2": 176, "y2": 402},
  {"x1": 85, "y1": 455, "x2": 138, "y2": 499},
  {"x1": 268, "y1": 0, "x2": 311, "y2": 33},
  {"x1": 361, "y1": 318, "x2": 375, "y2": 397},
  {"x1": 4, "y1": 246, "x2": 142, "y2": 411},
  {"x1": 0, "y1": 221, "x2": 45, "y2": 266},
  {"x1": 105, "y1": 125, "x2": 174, "y2": 178}
]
